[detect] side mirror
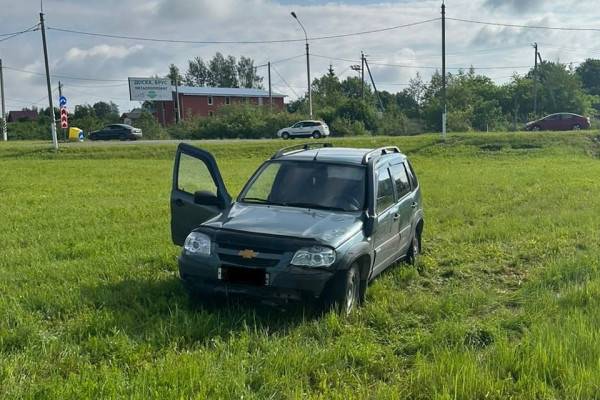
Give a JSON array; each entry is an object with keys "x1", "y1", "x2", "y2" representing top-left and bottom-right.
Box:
[{"x1": 194, "y1": 191, "x2": 224, "y2": 209}]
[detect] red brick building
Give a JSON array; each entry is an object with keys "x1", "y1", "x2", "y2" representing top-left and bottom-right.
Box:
[{"x1": 153, "y1": 86, "x2": 286, "y2": 125}]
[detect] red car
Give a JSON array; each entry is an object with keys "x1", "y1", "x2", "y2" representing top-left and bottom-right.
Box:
[{"x1": 525, "y1": 113, "x2": 591, "y2": 131}]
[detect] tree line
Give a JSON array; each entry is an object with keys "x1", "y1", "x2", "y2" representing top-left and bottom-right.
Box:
[{"x1": 5, "y1": 54, "x2": 600, "y2": 140}]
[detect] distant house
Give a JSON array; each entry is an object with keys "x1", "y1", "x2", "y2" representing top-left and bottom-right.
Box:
[
  {"x1": 121, "y1": 108, "x2": 144, "y2": 126},
  {"x1": 7, "y1": 110, "x2": 38, "y2": 122},
  {"x1": 153, "y1": 86, "x2": 286, "y2": 125}
]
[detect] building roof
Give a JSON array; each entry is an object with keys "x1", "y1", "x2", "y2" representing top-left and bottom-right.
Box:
[
  {"x1": 173, "y1": 86, "x2": 285, "y2": 98},
  {"x1": 7, "y1": 110, "x2": 38, "y2": 122}
]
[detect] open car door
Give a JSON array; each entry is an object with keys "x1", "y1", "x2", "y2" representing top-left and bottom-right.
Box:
[{"x1": 171, "y1": 143, "x2": 231, "y2": 246}]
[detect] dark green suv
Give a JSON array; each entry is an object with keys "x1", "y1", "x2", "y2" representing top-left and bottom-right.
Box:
[{"x1": 171, "y1": 143, "x2": 424, "y2": 314}]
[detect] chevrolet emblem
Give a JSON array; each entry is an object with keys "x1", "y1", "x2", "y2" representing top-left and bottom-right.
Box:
[{"x1": 238, "y1": 249, "x2": 258, "y2": 259}]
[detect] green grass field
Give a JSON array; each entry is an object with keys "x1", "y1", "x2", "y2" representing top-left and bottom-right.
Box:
[{"x1": 1, "y1": 132, "x2": 600, "y2": 399}]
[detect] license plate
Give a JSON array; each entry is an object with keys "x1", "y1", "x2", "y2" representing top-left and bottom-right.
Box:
[{"x1": 219, "y1": 266, "x2": 268, "y2": 286}]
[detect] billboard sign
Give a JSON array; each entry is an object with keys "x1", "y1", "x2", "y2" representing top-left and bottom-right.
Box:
[{"x1": 128, "y1": 77, "x2": 172, "y2": 101}]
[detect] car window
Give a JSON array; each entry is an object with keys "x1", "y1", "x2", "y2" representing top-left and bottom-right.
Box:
[
  {"x1": 562, "y1": 114, "x2": 572, "y2": 119},
  {"x1": 241, "y1": 161, "x2": 366, "y2": 212},
  {"x1": 405, "y1": 161, "x2": 418, "y2": 189},
  {"x1": 177, "y1": 153, "x2": 217, "y2": 195},
  {"x1": 376, "y1": 168, "x2": 394, "y2": 214},
  {"x1": 292, "y1": 122, "x2": 302, "y2": 128},
  {"x1": 390, "y1": 163, "x2": 411, "y2": 199},
  {"x1": 244, "y1": 163, "x2": 281, "y2": 200},
  {"x1": 546, "y1": 115, "x2": 560, "y2": 120}
]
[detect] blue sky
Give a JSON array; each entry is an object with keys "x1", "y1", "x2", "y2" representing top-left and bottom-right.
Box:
[{"x1": 0, "y1": 0, "x2": 598, "y2": 112}]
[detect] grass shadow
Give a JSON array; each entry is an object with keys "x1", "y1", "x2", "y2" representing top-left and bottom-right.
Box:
[{"x1": 80, "y1": 274, "x2": 320, "y2": 349}]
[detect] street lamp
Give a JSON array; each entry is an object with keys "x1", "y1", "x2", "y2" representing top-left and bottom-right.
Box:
[{"x1": 291, "y1": 11, "x2": 312, "y2": 118}]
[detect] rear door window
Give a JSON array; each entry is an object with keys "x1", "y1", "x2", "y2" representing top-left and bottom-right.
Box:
[
  {"x1": 376, "y1": 168, "x2": 395, "y2": 214},
  {"x1": 390, "y1": 163, "x2": 411, "y2": 199}
]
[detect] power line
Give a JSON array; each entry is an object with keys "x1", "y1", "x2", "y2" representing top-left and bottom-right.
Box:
[
  {"x1": 256, "y1": 54, "x2": 305, "y2": 68},
  {"x1": 3, "y1": 66, "x2": 127, "y2": 82},
  {"x1": 0, "y1": 23, "x2": 39, "y2": 37},
  {"x1": 271, "y1": 65, "x2": 299, "y2": 98},
  {"x1": 0, "y1": 23, "x2": 39, "y2": 43},
  {"x1": 448, "y1": 17, "x2": 600, "y2": 32},
  {"x1": 46, "y1": 18, "x2": 439, "y2": 45},
  {"x1": 310, "y1": 53, "x2": 532, "y2": 70}
]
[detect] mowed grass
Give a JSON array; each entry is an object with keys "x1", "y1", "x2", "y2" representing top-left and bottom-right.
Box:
[{"x1": 1, "y1": 132, "x2": 600, "y2": 399}]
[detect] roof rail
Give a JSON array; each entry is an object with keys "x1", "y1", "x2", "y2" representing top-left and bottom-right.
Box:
[
  {"x1": 271, "y1": 142, "x2": 333, "y2": 159},
  {"x1": 362, "y1": 146, "x2": 401, "y2": 164}
]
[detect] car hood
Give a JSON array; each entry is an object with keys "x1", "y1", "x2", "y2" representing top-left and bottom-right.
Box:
[{"x1": 203, "y1": 203, "x2": 364, "y2": 248}]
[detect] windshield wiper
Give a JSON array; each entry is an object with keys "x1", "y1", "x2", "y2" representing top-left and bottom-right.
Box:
[
  {"x1": 281, "y1": 202, "x2": 349, "y2": 212},
  {"x1": 240, "y1": 197, "x2": 282, "y2": 206}
]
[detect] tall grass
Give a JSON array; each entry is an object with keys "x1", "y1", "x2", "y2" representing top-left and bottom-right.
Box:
[{"x1": 1, "y1": 131, "x2": 599, "y2": 398}]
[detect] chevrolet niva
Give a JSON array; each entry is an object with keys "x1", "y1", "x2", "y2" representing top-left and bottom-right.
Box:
[{"x1": 170, "y1": 143, "x2": 424, "y2": 315}]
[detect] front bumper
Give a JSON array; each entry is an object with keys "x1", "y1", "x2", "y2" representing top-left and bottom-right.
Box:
[{"x1": 178, "y1": 255, "x2": 336, "y2": 302}]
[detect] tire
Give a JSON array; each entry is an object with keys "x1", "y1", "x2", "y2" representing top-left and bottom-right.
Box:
[
  {"x1": 406, "y1": 233, "x2": 420, "y2": 266},
  {"x1": 572, "y1": 124, "x2": 581, "y2": 130},
  {"x1": 531, "y1": 126, "x2": 541, "y2": 131},
  {"x1": 281, "y1": 131, "x2": 290, "y2": 140},
  {"x1": 312, "y1": 131, "x2": 322, "y2": 139},
  {"x1": 119, "y1": 134, "x2": 128, "y2": 141},
  {"x1": 329, "y1": 263, "x2": 361, "y2": 316},
  {"x1": 89, "y1": 134, "x2": 97, "y2": 141}
]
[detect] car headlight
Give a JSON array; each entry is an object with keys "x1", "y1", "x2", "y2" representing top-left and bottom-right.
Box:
[
  {"x1": 184, "y1": 232, "x2": 211, "y2": 255},
  {"x1": 291, "y1": 246, "x2": 336, "y2": 268}
]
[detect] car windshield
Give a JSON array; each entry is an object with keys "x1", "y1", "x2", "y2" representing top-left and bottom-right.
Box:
[{"x1": 240, "y1": 161, "x2": 366, "y2": 212}]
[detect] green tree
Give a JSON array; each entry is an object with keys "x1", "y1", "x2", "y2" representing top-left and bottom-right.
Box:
[
  {"x1": 208, "y1": 53, "x2": 238, "y2": 87},
  {"x1": 237, "y1": 56, "x2": 263, "y2": 88},
  {"x1": 167, "y1": 64, "x2": 183, "y2": 85},
  {"x1": 531, "y1": 61, "x2": 593, "y2": 116},
  {"x1": 185, "y1": 57, "x2": 211, "y2": 86},
  {"x1": 576, "y1": 59, "x2": 600, "y2": 96},
  {"x1": 93, "y1": 101, "x2": 119, "y2": 120}
]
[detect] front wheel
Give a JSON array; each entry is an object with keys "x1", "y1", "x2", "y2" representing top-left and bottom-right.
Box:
[
  {"x1": 329, "y1": 264, "x2": 361, "y2": 316},
  {"x1": 281, "y1": 131, "x2": 290, "y2": 140},
  {"x1": 572, "y1": 124, "x2": 581, "y2": 130},
  {"x1": 531, "y1": 126, "x2": 541, "y2": 131}
]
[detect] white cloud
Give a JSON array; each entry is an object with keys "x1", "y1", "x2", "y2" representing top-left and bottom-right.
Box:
[
  {"x1": 65, "y1": 44, "x2": 144, "y2": 61},
  {"x1": 0, "y1": 0, "x2": 598, "y2": 113}
]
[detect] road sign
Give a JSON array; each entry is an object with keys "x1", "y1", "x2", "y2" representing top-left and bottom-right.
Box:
[
  {"x1": 128, "y1": 77, "x2": 171, "y2": 101},
  {"x1": 59, "y1": 96, "x2": 67, "y2": 107},
  {"x1": 60, "y1": 108, "x2": 68, "y2": 129}
]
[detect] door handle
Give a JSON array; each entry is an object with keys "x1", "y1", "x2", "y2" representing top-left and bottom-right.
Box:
[
  {"x1": 174, "y1": 199, "x2": 184, "y2": 207},
  {"x1": 392, "y1": 213, "x2": 400, "y2": 221},
  {"x1": 411, "y1": 202, "x2": 418, "y2": 209}
]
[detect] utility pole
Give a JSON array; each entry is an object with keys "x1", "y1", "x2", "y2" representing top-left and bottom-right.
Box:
[
  {"x1": 40, "y1": 11, "x2": 58, "y2": 150},
  {"x1": 441, "y1": 1, "x2": 447, "y2": 138},
  {"x1": 363, "y1": 57, "x2": 384, "y2": 113},
  {"x1": 0, "y1": 58, "x2": 6, "y2": 141},
  {"x1": 361, "y1": 51, "x2": 365, "y2": 99},
  {"x1": 174, "y1": 79, "x2": 181, "y2": 123},
  {"x1": 533, "y1": 42, "x2": 538, "y2": 117},
  {"x1": 268, "y1": 61, "x2": 272, "y2": 112},
  {"x1": 291, "y1": 11, "x2": 312, "y2": 118}
]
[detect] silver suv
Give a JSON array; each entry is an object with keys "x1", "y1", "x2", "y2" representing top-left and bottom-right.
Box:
[{"x1": 277, "y1": 120, "x2": 330, "y2": 139}]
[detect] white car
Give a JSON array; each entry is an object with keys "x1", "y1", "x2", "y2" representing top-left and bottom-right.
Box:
[{"x1": 277, "y1": 120, "x2": 330, "y2": 139}]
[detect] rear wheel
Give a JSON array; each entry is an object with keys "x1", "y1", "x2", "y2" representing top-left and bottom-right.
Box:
[
  {"x1": 312, "y1": 131, "x2": 322, "y2": 139},
  {"x1": 281, "y1": 131, "x2": 290, "y2": 140},
  {"x1": 406, "y1": 234, "x2": 420, "y2": 266}
]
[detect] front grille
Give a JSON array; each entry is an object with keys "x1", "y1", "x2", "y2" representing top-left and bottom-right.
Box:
[{"x1": 219, "y1": 253, "x2": 279, "y2": 268}]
